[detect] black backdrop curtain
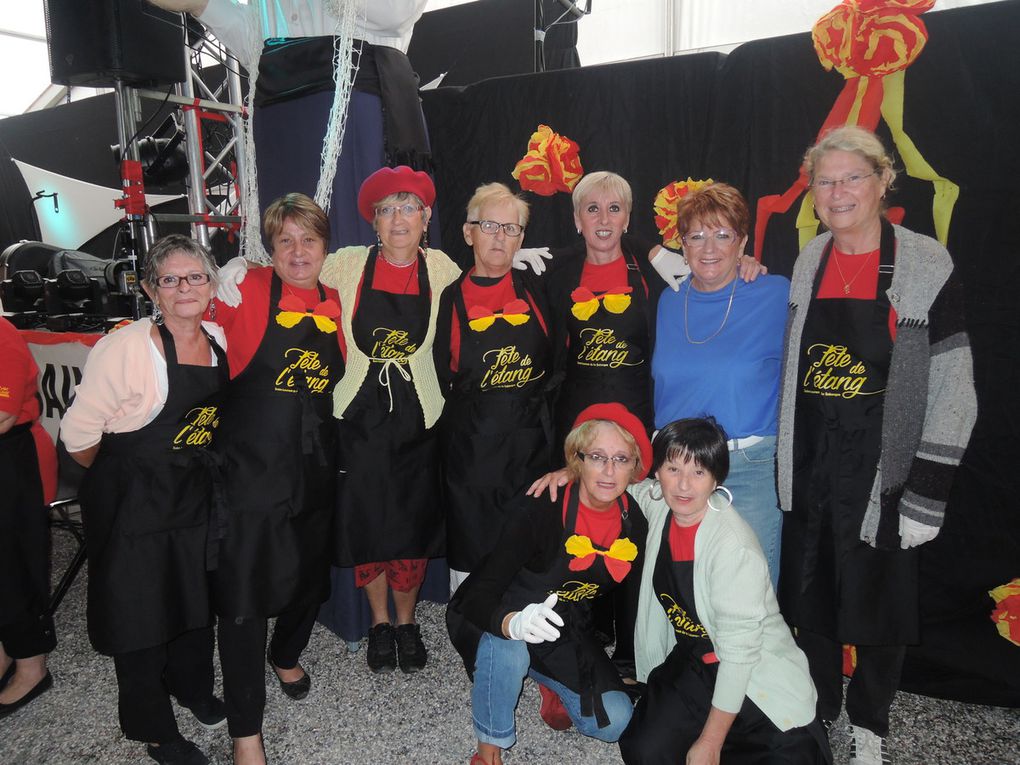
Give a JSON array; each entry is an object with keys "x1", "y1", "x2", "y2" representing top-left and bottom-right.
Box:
[{"x1": 423, "y1": 0, "x2": 1020, "y2": 706}]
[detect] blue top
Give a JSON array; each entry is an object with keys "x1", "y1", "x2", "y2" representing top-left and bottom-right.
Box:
[{"x1": 652, "y1": 274, "x2": 790, "y2": 437}]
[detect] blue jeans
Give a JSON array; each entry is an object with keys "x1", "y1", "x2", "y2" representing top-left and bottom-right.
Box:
[
  {"x1": 472, "y1": 632, "x2": 633, "y2": 748},
  {"x1": 725, "y1": 436, "x2": 782, "y2": 591}
]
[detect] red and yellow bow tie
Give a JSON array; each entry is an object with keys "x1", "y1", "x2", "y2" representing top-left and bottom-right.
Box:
[
  {"x1": 276, "y1": 294, "x2": 340, "y2": 333},
  {"x1": 565, "y1": 534, "x2": 638, "y2": 583},
  {"x1": 467, "y1": 298, "x2": 531, "y2": 332},
  {"x1": 570, "y1": 286, "x2": 633, "y2": 321}
]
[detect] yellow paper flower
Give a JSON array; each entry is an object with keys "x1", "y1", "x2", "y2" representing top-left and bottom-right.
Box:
[{"x1": 653, "y1": 178, "x2": 714, "y2": 249}]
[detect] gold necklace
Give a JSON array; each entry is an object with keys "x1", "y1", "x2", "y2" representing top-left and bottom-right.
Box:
[
  {"x1": 684, "y1": 278, "x2": 737, "y2": 345},
  {"x1": 832, "y1": 249, "x2": 875, "y2": 295}
]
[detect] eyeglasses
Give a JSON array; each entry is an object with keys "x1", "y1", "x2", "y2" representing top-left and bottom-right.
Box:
[
  {"x1": 468, "y1": 220, "x2": 525, "y2": 238},
  {"x1": 577, "y1": 451, "x2": 635, "y2": 469},
  {"x1": 376, "y1": 204, "x2": 424, "y2": 218},
  {"x1": 810, "y1": 171, "x2": 878, "y2": 191},
  {"x1": 155, "y1": 272, "x2": 211, "y2": 289},
  {"x1": 681, "y1": 229, "x2": 738, "y2": 248}
]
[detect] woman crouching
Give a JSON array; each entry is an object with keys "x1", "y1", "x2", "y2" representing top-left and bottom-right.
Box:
[
  {"x1": 620, "y1": 418, "x2": 830, "y2": 764},
  {"x1": 448, "y1": 403, "x2": 650, "y2": 765}
]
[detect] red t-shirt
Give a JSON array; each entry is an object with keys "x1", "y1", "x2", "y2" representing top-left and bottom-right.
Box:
[
  {"x1": 669, "y1": 518, "x2": 700, "y2": 562},
  {"x1": 0, "y1": 317, "x2": 58, "y2": 503},
  {"x1": 447, "y1": 270, "x2": 549, "y2": 372},
  {"x1": 580, "y1": 256, "x2": 631, "y2": 294},
  {"x1": 212, "y1": 267, "x2": 346, "y2": 376},
  {"x1": 565, "y1": 485, "x2": 624, "y2": 549},
  {"x1": 816, "y1": 246, "x2": 898, "y2": 340}
]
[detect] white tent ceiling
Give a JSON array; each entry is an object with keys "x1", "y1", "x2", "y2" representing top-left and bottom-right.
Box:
[{"x1": 0, "y1": 0, "x2": 1004, "y2": 120}]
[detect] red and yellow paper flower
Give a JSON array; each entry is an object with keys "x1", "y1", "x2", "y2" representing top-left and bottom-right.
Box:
[
  {"x1": 276, "y1": 295, "x2": 340, "y2": 333},
  {"x1": 754, "y1": 0, "x2": 957, "y2": 262},
  {"x1": 511, "y1": 125, "x2": 584, "y2": 196},
  {"x1": 467, "y1": 299, "x2": 531, "y2": 332},
  {"x1": 570, "y1": 286, "x2": 633, "y2": 321},
  {"x1": 813, "y1": 0, "x2": 932, "y2": 79},
  {"x1": 653, "y1": 178, "x2": 714, "y2": 249},
  {"x1": 989, "y1": 578, "x2": 1020, "y2": 647}
]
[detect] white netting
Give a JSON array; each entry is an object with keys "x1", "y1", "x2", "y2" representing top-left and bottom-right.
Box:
[{"x1": 239, "y1": 1, "x2": 364, "y2": 263}]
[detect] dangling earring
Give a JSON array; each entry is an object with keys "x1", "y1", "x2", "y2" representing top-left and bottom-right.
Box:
[
  {"x1": 649, "y1": 479, "x2": 663, "y2": 501},
  {"x1": 421, "y1": 227, "x2": 429, "y2": 250},
  {"x1": 707, "y1": 485, "x2": 733, "y2": 511},
  {"x1": 151, "y1": 302, "x2": 164, "y2": 325},
  {"x1": 208, "y1": 300, "x2": 217, "y2": 321},
  {"x1": 376, "y1": 233, "x2": 383, "y2": 250}
]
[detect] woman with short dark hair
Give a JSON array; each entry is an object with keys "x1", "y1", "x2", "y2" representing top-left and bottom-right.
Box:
[{"x1": 619, "y1": 417, "x2": 830, "y2": 764}]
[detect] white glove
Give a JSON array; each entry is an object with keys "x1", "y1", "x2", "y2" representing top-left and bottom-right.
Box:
[
  {"x1": 507, "y1": 593, "x2": 564, "y2": 644},
  {"x1": 215, "y1": 256, "x2": 249, "y2": 307},
  {"x1": 650, "y1": 246, "x2": 690, "y2": 292},
  {"x1": 512, "y1": 247, "x2": 553, "y2": 275},
  {"x1": 899, "y1": 515, "x2": 940, "y2": 549}
]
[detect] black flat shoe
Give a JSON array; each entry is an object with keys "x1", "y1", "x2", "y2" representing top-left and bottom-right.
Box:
[
  {"x1": 274, "y1": 669, "x2": 311, "y2": 701},
  {"x1": 0, "y1": 671, "x2": 53, "y2": 718},
  {"x1": 147, "y1": 736, "x2": 210, "y2": 765},
  {"x1": 267, "y1": 651, "x2": 311, "y2": 700},
  {"x1": 177, "y1": 694, "x2": 227, "y2": 730}
]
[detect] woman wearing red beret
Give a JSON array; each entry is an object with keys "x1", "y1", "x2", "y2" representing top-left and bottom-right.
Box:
[
  {"x1": 319, "y1": 166, "x2": 461, "y2": 674},
  {"x1": 447, "y1": 402, "x2": 650, "y2": 765}
]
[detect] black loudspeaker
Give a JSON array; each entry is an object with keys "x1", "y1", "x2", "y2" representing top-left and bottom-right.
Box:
[{"x1": 43, "y1": 0, "x2": 186, "y2": 88}]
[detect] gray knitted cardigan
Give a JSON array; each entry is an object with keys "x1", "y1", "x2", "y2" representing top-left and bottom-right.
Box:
[{"x1": 776, "y1": 224, "x2": 977, "y2": 549}]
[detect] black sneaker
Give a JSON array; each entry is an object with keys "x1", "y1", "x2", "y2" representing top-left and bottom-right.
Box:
[
  {"x1": 177, "y1": 695, "x2": 227, "y2": 730},
  {"x1": 395, "y1": 623, "x2": 428, "y2": 674},
  {"x1": 146, "y1": 736, "x2": 210, "y2": 765},
  {"x1": 366, "y1": 623, "x2": 397, "y2": 673}
]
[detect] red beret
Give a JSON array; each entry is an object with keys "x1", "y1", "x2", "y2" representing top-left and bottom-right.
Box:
[
  {"x1": 357, "y1": 166, "x2": 436, "y2": 222},
  {"x1": 572, "y1": 403, "x2": 653, "y2": 481}
]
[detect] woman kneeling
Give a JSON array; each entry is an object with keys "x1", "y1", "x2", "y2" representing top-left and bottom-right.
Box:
[
  {"x1": 620, "y1": 418, "x2": 830, "y2": 764},
  {"x1": 448, "y1": 403, "x2": 651, "y2": 765}
]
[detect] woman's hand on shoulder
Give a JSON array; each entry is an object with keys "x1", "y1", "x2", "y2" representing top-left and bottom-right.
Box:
[
  {"x1": 526, "y1": 468, "x2": 570, "y2": 502},
  {"x1": 737, "y1": 255, "x2": 767, "y2": 282}
]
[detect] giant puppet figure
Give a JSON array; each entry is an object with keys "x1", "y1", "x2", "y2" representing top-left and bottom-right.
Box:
[{"x1": 149, "y1": 1, "x2": 429, "y2": 259}]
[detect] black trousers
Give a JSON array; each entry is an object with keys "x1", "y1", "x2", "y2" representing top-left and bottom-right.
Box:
[
  {"x1": 217, "y1": 603, "x2": 318, "y2": 737},
  {"x1": 796, "y1": 628, "x2": 905, "y2": 737},
  {"x1": 112, "y1": 626, "x2": 215, "y2": 744},
  {"x1": 620, "y1": 646, "x2": 831, "y2": 765},
  {"x1": 0, "y1": 608, "x2": 56, "y2": 659}
]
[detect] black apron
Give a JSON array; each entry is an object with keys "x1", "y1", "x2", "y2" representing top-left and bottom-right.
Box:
[
  {"x1": 81, "y1": 323, "x2": 228, "y2": 655},
  {"x1": 334, "y1": 248, "x2": 443, "y2": 566},
  {"x1": 503, "y1": 486, "x2": 636, "y2": 728},
  {"x1": 556, "y1": 252, "x2": 653, "y2": 442},
  {"x1": 212, "y1": 273, "x2": 341, "y2": 619},
  {"x1": 0, "y1": 422, "x2": 49, "y2": 626},
  {"x1": 624, "y1": 519, "x2": 830, "y2": 764},
  {"x1": 782, "y1": 224, "x2": 919, "y2": 645},
  {"x1": 442, "y1": 270, "x2": 554, "y2": 572}
]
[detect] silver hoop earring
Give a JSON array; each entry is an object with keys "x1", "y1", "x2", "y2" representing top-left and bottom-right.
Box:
[
  {"x1": 707, "y1": 485, "x2": 733, "y2": 511},
  {"x1": 151, "y1": 302, "x2": 164, "y2": 325},
  {"x1": 648, "y1": 479, "x2": 663, "y2": 501}
]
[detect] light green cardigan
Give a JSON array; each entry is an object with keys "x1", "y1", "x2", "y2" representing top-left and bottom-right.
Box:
[
  {"x1": 630, "y1": 480, "x2": 817, "y2": 730},
  {"x1": 319, "y1": 246, "x2": 461, "y2": 427}
]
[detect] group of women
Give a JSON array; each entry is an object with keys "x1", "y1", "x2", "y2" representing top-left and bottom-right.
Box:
[
  {"x1": 0, "y1": 124, "x2": 975, "y2": 765},
  {"x1": 448, "y1": 125, "x2": 974, "y2": 765}
]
